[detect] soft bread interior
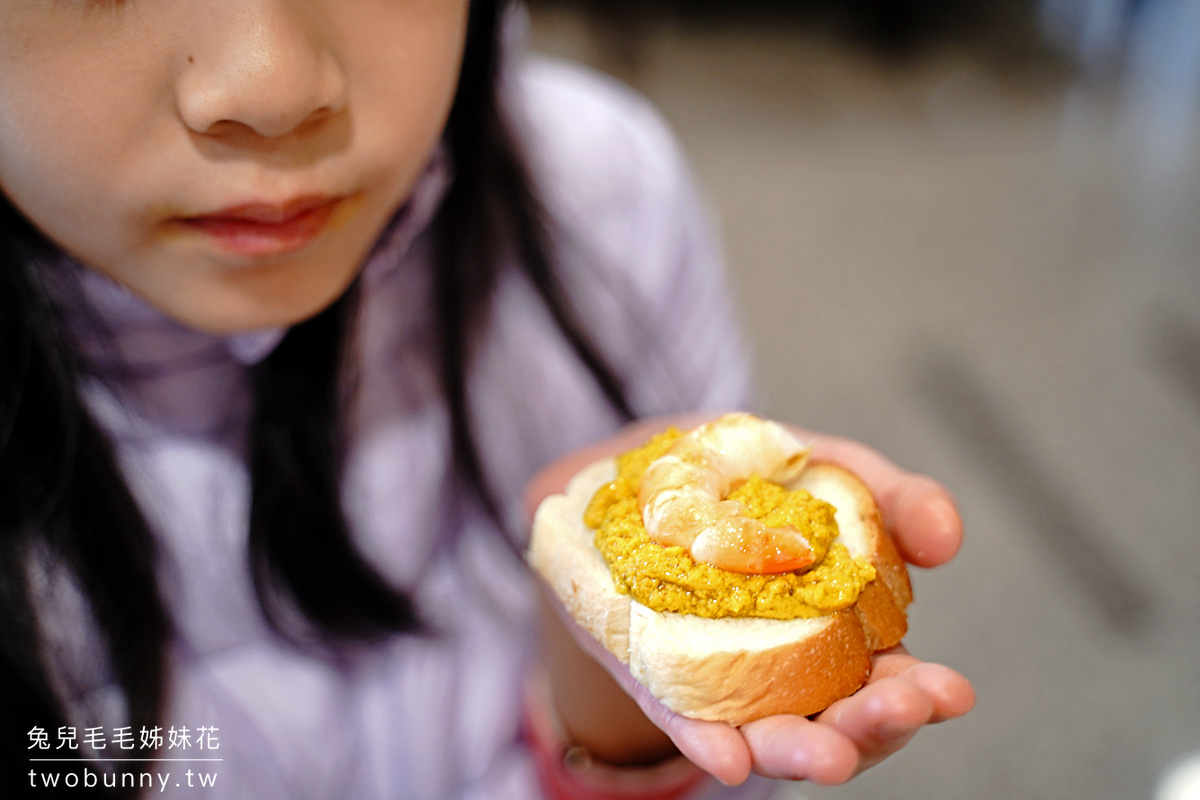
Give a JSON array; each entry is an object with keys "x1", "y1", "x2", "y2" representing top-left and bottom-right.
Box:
[{"x1": 792, "y1": 465, "x2": 874, "y2": 559}]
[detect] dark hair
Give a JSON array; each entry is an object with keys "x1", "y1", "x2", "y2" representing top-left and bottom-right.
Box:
[
  {"x1": 0, "y1": 0, "x2": 631, "y2": 795},
  {"x1": 0, "y1": 205, "x2": 171, "y2": 798}
]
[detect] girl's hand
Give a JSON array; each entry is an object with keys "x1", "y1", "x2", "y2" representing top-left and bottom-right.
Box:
[{"x1": 525, "y1": 415, "x2": 975, "y2": 785}]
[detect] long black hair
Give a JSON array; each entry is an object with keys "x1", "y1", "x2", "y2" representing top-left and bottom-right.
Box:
[{"x1": 0, "y1": 0, "x2": 632, "y2": 795}]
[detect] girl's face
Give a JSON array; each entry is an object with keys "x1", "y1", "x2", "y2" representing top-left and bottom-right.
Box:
[{"x1": 0, "y1": 0, "x2": 470, "y2": 333}]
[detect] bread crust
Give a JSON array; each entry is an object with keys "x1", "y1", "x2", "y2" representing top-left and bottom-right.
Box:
[{"x1": 528, "y1": 456, "x2": 911, "y2": 724}]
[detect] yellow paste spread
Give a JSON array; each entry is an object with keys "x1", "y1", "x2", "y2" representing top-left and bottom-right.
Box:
[{"x1": 584, "y1": 428, "x2": 877, "y2": 620}]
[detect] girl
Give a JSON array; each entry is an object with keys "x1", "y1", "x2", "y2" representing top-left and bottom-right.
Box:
[{"x1": 0, "y1": 1, "x2": 972, "y2": 797}]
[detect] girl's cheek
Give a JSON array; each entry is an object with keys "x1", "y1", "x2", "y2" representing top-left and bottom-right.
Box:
[{"x1": 0, "y1": 6, "x2": 169, "y2": 204}]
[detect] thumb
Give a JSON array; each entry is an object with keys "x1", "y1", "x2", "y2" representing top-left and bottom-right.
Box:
[
  {"x1": 525, "y1": 416, "x2": 760, "y2": 785},
  {"x1": 580, "y1": 628, "x2": 754, "y2": 786},
  {"x1": 630, "y1": 686, "x2": 753, "y2": 786}
]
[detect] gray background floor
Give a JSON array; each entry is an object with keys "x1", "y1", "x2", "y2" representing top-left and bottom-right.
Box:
[{"x1": 527, "y1": 4, "x2": 1200, "y2": 799}]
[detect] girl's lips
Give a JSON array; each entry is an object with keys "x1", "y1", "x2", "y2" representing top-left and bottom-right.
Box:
[{"x1": 178, "y1": 196, "x2": 343, "y2": 258}]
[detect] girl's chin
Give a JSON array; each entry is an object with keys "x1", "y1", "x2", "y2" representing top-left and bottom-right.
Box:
[{"x1": 138, "y1": 268, "x2": 358, "y2": 335}]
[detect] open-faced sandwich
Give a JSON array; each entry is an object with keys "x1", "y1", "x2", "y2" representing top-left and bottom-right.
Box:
[{"x1": 528, "y1": 412, "x2": 912, "y2": 725}]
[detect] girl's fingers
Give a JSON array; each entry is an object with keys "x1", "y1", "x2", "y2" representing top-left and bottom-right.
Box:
[
  {"x1": 817, "y1": 676, "x2": 933, "y2": 771},
  {"x1": 813, "y1": 657, "x2": 975, "y2": 776},
  {"x1": 740, "y1": 715, "x2": 858, "y2": 784},
  {"x1": 881, "y1": 474, "x2": 962, "y2": 568},
  {"x1": 643, "y1": 708, "x2": 752, "y2": 787},
  {"x1": 865, "y1": 649, "x2": 975, "y2": 721},
  {"x1": 806, "y1": 432, "x2": 962, "y2": 568},
  {"x1": 651, "y1": 656, "x2": 974, "y2": 785},
  {"x1": 548, "y1": 596, "x2": 755, "y2": 784},
  {"x1": 894, "y1": 662, "x2": 976, "y2": 723}
]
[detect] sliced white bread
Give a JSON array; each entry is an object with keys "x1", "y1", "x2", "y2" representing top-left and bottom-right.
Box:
[{"x1": 528, "y1": 458, "x2": 911, "y2": 725}]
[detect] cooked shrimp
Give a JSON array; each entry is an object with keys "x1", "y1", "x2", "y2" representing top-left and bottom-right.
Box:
[{"x1": 637, "y1": 412, "x2": 815, "y2": 574}]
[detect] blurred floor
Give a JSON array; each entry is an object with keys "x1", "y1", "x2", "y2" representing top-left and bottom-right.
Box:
[{"x1": 527, "y1": 5, "x2": 1200, "y2": 800}]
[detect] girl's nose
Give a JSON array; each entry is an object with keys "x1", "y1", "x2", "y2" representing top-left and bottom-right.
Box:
[{"x1": 175, "y1": 2, "x2": 348, "y2": 139}]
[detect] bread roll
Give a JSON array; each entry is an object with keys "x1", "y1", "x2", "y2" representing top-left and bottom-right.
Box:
[{"x1": 528, "y1": 455, "x2": 912, "y2": 725}]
